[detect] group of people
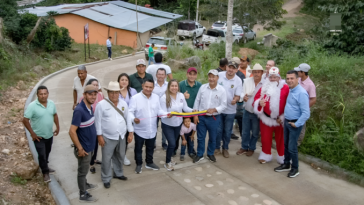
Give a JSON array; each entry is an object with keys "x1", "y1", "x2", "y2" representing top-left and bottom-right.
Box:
[{"x1": 23, "y1": 52, "x2": 316, "y2": 203}]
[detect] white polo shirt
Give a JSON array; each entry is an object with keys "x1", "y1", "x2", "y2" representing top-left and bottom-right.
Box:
[
  {"x1": 73, "y1": 74, "x2": 101, "y2": 103},
  {"x1": 193, "y1": 84, "x2": 227, "y2": 116},
  {"x1": 160, "y1": 92, "x2": 193, "y2": 127},
  {"x1": 146, "y1": 63, "x2": 172, "y2": 81},
  {"x1": 153, "y1": 81, "x2": 168, "y2": 98},
  {"x1": 218, "y1": 71, "x2": 243, "y2": 114}
]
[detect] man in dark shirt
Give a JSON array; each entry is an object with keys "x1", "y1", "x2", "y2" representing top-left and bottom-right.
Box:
[
  {"x1": 69, "y1": 85, "x2": 99, "y2": 203},
  {"x1": 129, "y1": 59, "x2": 154, "y2": 92},
  {"x1": 216, "y1": 58, "x2": 228, "y2": 72}
]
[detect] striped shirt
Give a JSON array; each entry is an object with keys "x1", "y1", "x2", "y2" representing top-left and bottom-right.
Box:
[{"x1": 71, "y1": 100, "x2": 97, "y2": 153}]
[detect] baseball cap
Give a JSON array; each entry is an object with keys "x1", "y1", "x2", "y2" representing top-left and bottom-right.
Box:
[
  {"x1": 240, "y1": 56, "x2": 250, "y2": 62},
  {"x1": 208, "y1": 69, "x2": 219, "y2": 76},
  {"x1": 187, "y1": 67, "x2": 198, "y2": 73},
  {"x1": 136, "y1": 59, "x2": 146, "y2": 66},
  {"x1": 84, "y1": 84, "x2": 98, "y2": 93},
  {"x1": 269, "y1": 67, "x2": 280, "y2": 75},
  {"x1": 228, "y1": 61, "x2": 238, "y2": 69},
  {"x1": 294, "y1": 63, "x2": 310, "y2": 72},
  {"x1": 232, "y1": 57, "x2": 240, "y2": 65}
]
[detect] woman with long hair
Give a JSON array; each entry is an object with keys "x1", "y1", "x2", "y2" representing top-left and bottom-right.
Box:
[
  {"x1": 117, "y1": 73, "x2": 137, "y2": 167},
  {"x1": 160, "y1": 79, "x2": 193, "y2": 171},
  {"x1": 79, "y1": 79, "x2": 104, "y2": 174}
]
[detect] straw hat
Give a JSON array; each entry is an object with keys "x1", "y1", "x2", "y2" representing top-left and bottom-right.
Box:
[
  {"x1": 251, "y1": 63, "x2": 264, "y2": 71},
  {"x1": 103, "y1": 81, "x2": 120, "y2": 91}
]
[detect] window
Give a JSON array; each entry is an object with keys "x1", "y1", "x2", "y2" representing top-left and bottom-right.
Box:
[
  {"x1": 147, "y1": 38, "x2": 167, "y2": 45},
  {"x1": 199, "y1": 24, "x2": 203, "y2": 28},
  {"x1": 233, "y1": 29, "x2": 243, "y2": 34},
  {"x1": 212, "y1": 22, "x2": 224, "y2": 27}
]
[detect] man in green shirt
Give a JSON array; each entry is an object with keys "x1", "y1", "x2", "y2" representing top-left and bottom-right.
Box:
[
  {"x1": 129, "y1": 59, "x2": 154, "y2": 93},
  {"x1": 23, "y1": 86, "x2": 60, "y2": 183},
  {"x1": 179, "y1": 67, "x2": 202, "y2": 108},
  {"x1": 148, "y1": 43, "x2": 156, "y2": 65}
]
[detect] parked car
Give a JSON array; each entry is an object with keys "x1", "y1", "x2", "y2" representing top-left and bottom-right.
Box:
[
  {"x1": 202, "y1": 29, "x2": 240, "y2": 46},
  {"x1": 176, "y1": 20, "x2": 206, "y2": 40},
  {"x1": 233, "y1": 26, "x2": 256, "y2": 43},
  {"x1": 144, "y1": 37, "x2": 176, "y2": 60},
  {"x1": 211, "y1": 21, "x2": 240, "y2": 31}
]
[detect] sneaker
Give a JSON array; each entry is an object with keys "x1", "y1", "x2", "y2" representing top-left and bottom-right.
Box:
[
  {"x1": 214, "y1": 149, "x2": 221, "y2": 155},
  {"x1": 124, "y1": 156, "x2": 131, "y2": 166},
  {"x1": 236, "y1": 148, "x2": 248, "y2": 155},
  {"x1": 222, "y1": 149, "x2": 229, "y2": 158},
  {"x1": 86, "y1": 183, "x2": 98, "y2": 191},
  {"x1": 48, "y1": 167, "x2": 55, "y2": 173},
  {"x1": 274, "y1": 164, "x2": 291, "y2": 172},
  {"x1": 104, "y1": 182, "x2": 110, "y2": 189},
  {"x1": 287, "y1": 169, "x2": 300, "y2": 178},
  {"x1": 90, "y1": 166, "x2": 96, "y2": 174},
  {"x1": 189, "y1": 153, "x2": 196, "y2": 159},
  {"x1": 207, "y1": 155, "x2": 216, "y2": 163},
  {"x1": 135, "y1": 165, "x2": 142, "y2": 174},
  {"x1": 171, "y1": 159, "x2": 178, "y2": 166},
  {"x1": 180, "y1": 155, "x2": 185, "y2": 161},
  {"x1": 164, "y1": 162, "x2": 174, "y2": 171},
  {"x1": 246, "y1": 150, "x2": 254, "y2": 157},
  {"x1": 145, "y1": 163, "x2": 160, "y2": 170},
  {"x1": 231, "y1": 134, "x2": 239, "y2": 140},
  {"x1": 43, "y1": 173, "x2": 51, "y2": 183},
  {"x1": 79, "y1": 191, "x2": 98, "y2": 203},
  {"x1": 193, "y1": 155, "x2": 204, "y2": 163}
]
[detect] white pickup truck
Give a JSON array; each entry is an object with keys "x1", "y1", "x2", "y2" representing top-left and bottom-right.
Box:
[
  {"x1": 177, "y1": 20, "x2": 206, "y2": 40},
  {"x1": 202, "y1": 29, "x2": 240, "y2": 46}
]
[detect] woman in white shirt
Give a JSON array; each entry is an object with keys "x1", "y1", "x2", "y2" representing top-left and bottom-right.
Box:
[{"x1": 160, "y1": 79, "x2": 193, "y2": 171}]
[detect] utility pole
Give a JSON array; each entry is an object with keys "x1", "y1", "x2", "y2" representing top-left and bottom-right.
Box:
[
  {"x1": 195, "y1": 0, "x2": 199, "y2": 22},
  {"x1": 225, "y1": 0, "x2": 234, "y2": 60},
  {"x1": 136, "y1": 0, "x2": 139, "y2": 50}
]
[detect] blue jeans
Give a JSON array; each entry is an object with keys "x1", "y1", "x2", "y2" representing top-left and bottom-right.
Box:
[
  {"x1": 197, "y1": 115, "x2": 221, "y2": 157},
  {"x1": 180, "y1": 131, "x2": 196, "y2": 156},
  {"x1": 283, "y1": 119, "x2": 304, "y2": 169},
  {"x1": 216, "y1": 113, "x2": 235, "y2": 150},
  {"x1": 107, "y1": 47, "x2": 112, "y2": 58},
  {"x1": 241, "y1": 110, "x2": 260, "y2": 151},
  {"x1": 162, "y1": 123, "x2": 182, "y2": 163},
  {"x1": 148, "y1": 56, "x2": 155, "y2": 65}
]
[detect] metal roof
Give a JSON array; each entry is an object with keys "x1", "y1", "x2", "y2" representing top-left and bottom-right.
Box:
[
  {"x1": 109, "y1": 1, "x2": 183, "y2": 19},
  {"x1": 22, "y1": 3, "x2": 175, "y2": 33}
]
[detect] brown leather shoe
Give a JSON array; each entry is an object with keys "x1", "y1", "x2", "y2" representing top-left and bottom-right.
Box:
[
  {"x1": 214, "y1": 149, "x2": 221, "y2": 155},
  {"x1": 236, "y1": 148, "x2": 248, "y2": 155},
  {"x1": 246, "y1": 150, "x2": 254, "y2": 157},
  {"x1": 222, "y1": 149, "x2": 230, "y2": 158},
  {"x1": 43, "y1": 173, "x2": 51, "y2": 183}
]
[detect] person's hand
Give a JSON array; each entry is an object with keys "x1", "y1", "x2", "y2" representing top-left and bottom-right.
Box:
[
  {"x1": 128, "y1": 133, "x2": 133, "y2": 143},
  {"x1": 182, "y1": 139, "x2": 187, "y2": 146},
  {"x1": 231, "y1": 99, "x2": 237, "y2": 105},
  {"x1": 31, "y1": 133, "x2": 42, "y2": 142},
  {"x1": 134, "y1": 118, "x2": 140, "y2": 124},
  {"x1": 191, "y1": 135, "x2": 195, "y2": 141},
  {"x1": 53, "y1": 128, "x2": 59, "y2": 136},
  {"x1": 98, "y1": 135, "x2": 105, "y2": 147},
  {"x1": 194, "y1": 116, "x2": 199, "y2": 124},
  {"x1": 206, "y1": 108, "x2": 216, "y2": 114},
  {"x1": 276, "y1": 118, "x2": 282, "y2": 124},
  {"x1": 192, "y1": 109, "x2": 197, "y2": 112},
  {"x1": 78, "y1": 147, "x2": 88, "y2": 157},
  {"x1": 259, "y1": 99, "x2": 266, "y2": 107},
  {"x1": 72, "y1": 103, "x2": 77, "y2": 110},
  {"x1": 184, "y1": 91, "x2": 190, "y2": 99},
  {"x1": 243, "y1": 94, "x2": 249, "y2": 102},
  {"x1": 167, "y1": 113, "x2": 173, "y2": 118},
  {"x1": 288, "y1": 122, "x2": 296, "y2": 128}
]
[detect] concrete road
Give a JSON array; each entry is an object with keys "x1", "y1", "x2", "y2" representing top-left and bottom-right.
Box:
[{"x1": 42, "y1": 53, "x2": 363, "y2": 205}]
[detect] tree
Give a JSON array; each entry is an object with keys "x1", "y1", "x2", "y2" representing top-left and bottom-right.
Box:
[{"x1": 225, "y1": 0, "x2": 234, "y2": 59}]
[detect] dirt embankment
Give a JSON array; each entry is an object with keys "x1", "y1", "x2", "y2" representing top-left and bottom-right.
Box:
[{"x1": 0, "y1": 82, "x2": 55, "y2": 205}]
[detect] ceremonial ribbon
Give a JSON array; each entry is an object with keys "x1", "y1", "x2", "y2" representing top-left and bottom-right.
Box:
[{"x1": 139, "y1": 110, "x2": 207, "y2": 120}]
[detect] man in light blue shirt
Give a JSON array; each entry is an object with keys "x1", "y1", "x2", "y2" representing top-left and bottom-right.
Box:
[
  {"x1": 106, "y1": 36, "x2": 112, "y2": 60},
  {"x1": 274, "y1": 70, "x2": 310, "y2": 178}
]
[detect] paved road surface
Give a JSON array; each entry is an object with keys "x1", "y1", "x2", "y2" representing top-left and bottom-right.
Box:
[{"x1": 40, "y1": 53, "x2": 363, "y2": 205}]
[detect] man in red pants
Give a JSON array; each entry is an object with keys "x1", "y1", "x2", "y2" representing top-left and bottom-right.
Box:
[{"x1": 253, "y1": 67, "x2": 289, "y2": 164}]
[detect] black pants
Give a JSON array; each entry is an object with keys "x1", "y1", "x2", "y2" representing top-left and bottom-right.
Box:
[
  {"x1": 235, "y1": 114, "x2": 243, "y2": 136},
  {"x1": 34, "y1": 137, "x2": 53, "y2": 174},
  {"x1": 107, "y1": 47, "x2": 112, "y2": 58},
  {"x1": 134, "y1": 133, "x2": 155, "y2": 165},
  {"x1": 90, "y1": 138, "x2": 99, "y2": 166}
]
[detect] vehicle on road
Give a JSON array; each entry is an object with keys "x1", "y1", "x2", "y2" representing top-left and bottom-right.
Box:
[
  {"x1": 144, "y1": 37, "x2": 176, "y2": 60},
  {"x1": 177, "y1": 20, "x2": 206, "y2": 40},
  {"x1": 233, "y1": 26, "x2": 256, "y2": 43},
  {"x1": 202, "y1": 29, "x2": 240, "y2": 46},
  {"x1": 211, "y1": 21, "x2": 240, "y2": 31}
]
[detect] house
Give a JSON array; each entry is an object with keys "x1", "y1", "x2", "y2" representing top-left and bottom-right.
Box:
[{"x1": 24, "y1": 1, "x2": 182, "y2": 48}]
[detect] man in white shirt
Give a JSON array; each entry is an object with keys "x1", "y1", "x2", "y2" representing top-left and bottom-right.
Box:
[
  {"x1": 152, "y1": 68, "x2": 169, "y2": 150},
  {"x1": 146, "y1": 52, "x2": 173, "y2": 81},
  {"x1": 215, "y1": 61, "x2": 243, "y2": 158},
  {"x1": 236, "y1": 64, "x2": 265, "y2": 157},
  {"x1": 95, "y1": 81, "x2": 129, "y2": 189},
  {"x1": 193, "y1": 69, "x2": 227, "y2": 163},
  {"x1": 73, "y1": 65, "x2": 100, "y2": 110},
  {"x1": 128, "y1": 79, "x2": 171, "y2": 174},
  {"x1": 106, "y1": 36, "x2": 112, "y2": 60}
]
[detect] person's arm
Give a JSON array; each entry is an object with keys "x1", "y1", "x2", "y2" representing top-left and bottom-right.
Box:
[
  {"x1": 232, "y1": 95, "x2": 240, "y2": 105},
  {"x1": 293, "y1": 93, "x2": 310, "y2": 127},
  {"x1": 232, "y1": 80, "x2": 243, "y2": 105},
  {"x1": 69, "y1": 125, "x2": 88, "y2": 157},
  {"x1": 73, "y1": 90, "x2": 77, "y2": 110},
  {"x1": 191, "y1": 130, "x2": 196, "y2": 141},
  {"x1": 182, "y1": 94, "x2": 193, "y2": 113},
  {"x1": 167, "y1": 73, "x2": 173, "y2": 80},
  {"x1": 160, "y1": 95, "x2": 168, "y2": 113},
  {"x1": 53, "y1": 113, "x2": 60, "y2": 136},
  {"x1": 128, "y1": 97, "x2": 137, "y2": 132},
  {"x1": 240, "y1": 82, "x2": 247, "y2": 102},
  {"x1": 22, "y1": 117, "x2": 42, "y2": 142},
  {"x1": 94, "y1": 104, "x2": 105, "y2": 147},
  {"x1": 309, "y1": 97, "x2": 316, "y2": 107},
  {"x1": 193, "y1": 88, "x2": 202, "y2": 124},
  {"x1": 157, "y1": 96, "x2": 170, "y2": 117},
  {"x1": 215, "y1": 89, "x2": 227, "y2": 114}
]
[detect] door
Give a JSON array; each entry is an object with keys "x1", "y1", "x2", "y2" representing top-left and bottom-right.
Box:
[{"x1": 198, "y1": 24, "x2": 204, "y2": 36}]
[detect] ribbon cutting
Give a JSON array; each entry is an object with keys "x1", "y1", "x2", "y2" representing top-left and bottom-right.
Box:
[{"x1": 139, "y1": 110, "x2": 207, "y2": 120}]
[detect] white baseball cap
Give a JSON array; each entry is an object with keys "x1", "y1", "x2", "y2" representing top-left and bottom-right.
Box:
[
  {"x1": 294, "y1": 63, "x2": 311, "y2": 72},
  {"x1": 136, "y1": 59, "x2": 146, "y2": 66},
  {"x1": 208, "y1": 69, "x2": 219, "y2": 76}
]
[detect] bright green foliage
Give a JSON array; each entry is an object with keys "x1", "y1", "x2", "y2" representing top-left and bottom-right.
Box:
[{"x1": 11, "y1": 175, "x2": 27, "y2": 185}]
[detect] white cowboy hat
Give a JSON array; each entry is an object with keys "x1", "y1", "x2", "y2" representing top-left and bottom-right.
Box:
[
  {"x1": 103, "y1": 81, "x2": 120, "y2": 91},
  {"x1": 251, "y1": 63, "x2": 264, "y2": 71}
]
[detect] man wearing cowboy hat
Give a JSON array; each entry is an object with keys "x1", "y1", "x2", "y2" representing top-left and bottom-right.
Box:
[
  {"x1": 95, "y1": 81, "x2": 130, "y2": 189},
  {"x1": 236, "y1": 63, "x2": 265, "y2": 157},
  {"x1": 253, "y1": 67, "x2": 289, "y2": 164}
]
